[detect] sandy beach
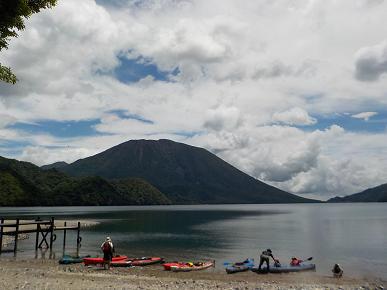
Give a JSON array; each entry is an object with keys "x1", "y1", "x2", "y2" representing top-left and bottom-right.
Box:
[{"x1": 0, "y1": 258, "x2": 385, "y2": 290}]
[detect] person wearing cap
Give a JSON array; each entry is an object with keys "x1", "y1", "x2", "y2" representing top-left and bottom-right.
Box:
[
  {"x1": 101, "y1": 237, "x2": 114, "y2": 269},
  {"x1": 258, "y1": 249, "x2": 277, "y2": 272}
]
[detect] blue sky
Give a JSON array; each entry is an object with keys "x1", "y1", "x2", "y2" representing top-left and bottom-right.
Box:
[
  {"x1": 111, "y1": 56, "x2": 178, "y2": 83},
  {"x1": 8, "y1": 119, "x2": 101, "y2": 138},
  {"x1": 6, "y1": 110, "x2": 156, "y2": 139},
  {"x1": 303, "y1": 112, "x2": 387, "y2": 133}
]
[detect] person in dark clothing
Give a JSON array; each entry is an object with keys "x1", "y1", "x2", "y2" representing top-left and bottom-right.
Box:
[
  {"x1": 258, "y1": 249, "x2": 277, "y2": 272},
  {"x1": 101, "y1": 236, "x2": 114, "y2": 269},
  {"x1": 332, "y1": 263, "x2": 343, "y2": 278}
]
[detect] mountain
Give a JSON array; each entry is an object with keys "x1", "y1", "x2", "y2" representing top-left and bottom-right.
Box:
[
  {"x1": 0, "y1": 156, "x2": 170, "y2": 206},
  {"x1": 41, "y1": 161, "x2": 68, "y2": 170},
  {"x1": 59, "y1": 139, "x2": 316, "y2": 204},
  {"x1": 328, "y1": 183, "x2": 387, "y2": 203}
]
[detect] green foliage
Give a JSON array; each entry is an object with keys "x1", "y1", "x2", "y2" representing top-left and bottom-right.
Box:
[
  {"x1": 0, "y1": 156, "x2": 171, "y2": 206},
  {"x1": 0, "y1": 0, "x2": 57, "y2": 83},
  {"x1": 0, "y1": 63, "x2": 17, "y2": 84},
  {"x1": 112, "y1": 178, "x2": 171, "y2": 205},
  {"x1": 328, "y1": 183, "x2": 387, "y2": 203}
]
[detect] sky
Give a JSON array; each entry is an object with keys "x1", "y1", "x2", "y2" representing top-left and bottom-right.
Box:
[{"x1": 1, "y1": 0, "x2": 387, "y2": 200}]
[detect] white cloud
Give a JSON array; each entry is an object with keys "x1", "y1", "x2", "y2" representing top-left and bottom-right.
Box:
[
  {"x1": 0, "y1": 114, "x2": 17, "y2": 129},
  {"x1": 354, "y1": 40, "x2": 387, "y2": 81},
  {"x1": 20, "y1": 146, "x2": 94, "y2": 167},
  {"x1": 204, "y1": 106, "x2": 242, "y2": 131},
  {"x1": 351, "y1": 111, "x2": 378, "y2": 121},
  {"x1": 272, "y1": 107, "x2": 317, "y2": 126}
]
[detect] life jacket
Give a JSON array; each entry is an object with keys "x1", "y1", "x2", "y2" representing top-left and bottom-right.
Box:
[
  {"x1": 102, "y1": 241, "x2": 112, "y2": 253},
  {"x1": 290, "y1": 258, "x2": 302, "y2": 266}
]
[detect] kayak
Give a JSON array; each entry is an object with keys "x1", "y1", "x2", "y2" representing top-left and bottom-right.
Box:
[
  {"x1": 225, "y1": 258, "x2": 254, "y2": 274},
  {"x1": 83, "y1": 255, "x2": 128, "y2": 265},
  {"x1": 170, "y1": 261, "x2": 215, "y2": 272},
  {"x1": 163, "y1": 262, "x2": 186, "y2": 271},
  {"x1": 111, "y1": 257, "x2": 164, "y2": 267},
  {"x1": 251, "y1": 262, "x2": 316, "y2": 273},
  {"x1": 59, "y1": 255, "x2": 90, "y2": 264},
  {"x1": 129, "y1": 257, "x2": 164, "y2": 266},
  {"x1": 110, "y1": 260, "x2": 132, "y2": 267}
]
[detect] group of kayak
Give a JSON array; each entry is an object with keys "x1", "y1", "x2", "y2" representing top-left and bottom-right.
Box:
[
  {"x1": 60, "y1": 255, "x2": 215, "y2": 272},
  {"x1": 59, "y1": 254, "x2": 316, "y2": 274},
  {"x1": 225, "y1": 257, "x2": 316, "y2": 274}
]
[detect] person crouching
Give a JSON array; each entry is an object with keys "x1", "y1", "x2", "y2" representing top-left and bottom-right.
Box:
[
  {"x1": 332, "y1": 263, "x2": 343, "y2": 278},
  {"x1": 258, "y1": 249, "x2": 277, "y2": 272}
]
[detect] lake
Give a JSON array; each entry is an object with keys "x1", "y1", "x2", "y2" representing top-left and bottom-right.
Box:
[{"x1": 0, "y1": 203, "x2": 386, "y2": 279}]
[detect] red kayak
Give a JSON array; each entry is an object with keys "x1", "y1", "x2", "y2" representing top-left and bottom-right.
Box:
[
  {"x1": 83, "y1": 255, "x2": 127, "y2": 265},
  {"x1": 163, "y1": 262, "x2": 187, "y2": 271},
  {"x1": 129, "y1": 257, "x2": 164, "y2": 266},
  {"x1": 110, "y1": 259, "x2": 132, "y2": 267}
]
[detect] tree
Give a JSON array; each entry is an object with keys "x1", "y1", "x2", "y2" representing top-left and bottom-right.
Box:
[{"x1": 0, "y1": 0, "x2": 57, "y2": 84}]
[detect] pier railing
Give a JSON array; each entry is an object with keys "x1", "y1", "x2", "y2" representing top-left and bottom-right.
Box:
[{"x1": 0, "y1": 217, "x2": 82, "y2": 257}]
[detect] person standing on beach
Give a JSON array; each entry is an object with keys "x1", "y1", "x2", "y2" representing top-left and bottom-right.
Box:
[
  {"x1": 258, "y1": 249, "x2": 277, "y2": 272},
  {"x1": 101, "y1": 237, "x2": 114, "y2": 269}
]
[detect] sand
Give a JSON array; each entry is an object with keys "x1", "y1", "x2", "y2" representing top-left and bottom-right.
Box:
[{"x1": 0, "y1": 258, "x2": 385, "y2": 290}]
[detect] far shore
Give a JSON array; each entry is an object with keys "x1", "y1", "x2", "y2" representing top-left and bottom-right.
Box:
[{"x1": 0, "y1": 258, "x2": 385, "y2": 290}]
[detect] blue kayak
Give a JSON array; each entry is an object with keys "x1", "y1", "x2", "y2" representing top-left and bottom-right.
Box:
[
  {"x1": 59, "y1": 255, "x2": 90, "y2": 264},
  {"x1": 225, "y1": 258, "x2": 254, "y2": 274},
  {"x1": 251, "y1": 262, "x2": 316, "y2": 273}
]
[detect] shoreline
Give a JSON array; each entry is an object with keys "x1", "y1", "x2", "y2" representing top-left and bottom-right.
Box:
[{"x1": 0, "y1": 258, "x2": 385, "y2": 289}]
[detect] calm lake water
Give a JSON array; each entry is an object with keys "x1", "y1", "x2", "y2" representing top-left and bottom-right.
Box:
[{"x1": 0, "y1": 203, "x2": 386, "y2": 279}]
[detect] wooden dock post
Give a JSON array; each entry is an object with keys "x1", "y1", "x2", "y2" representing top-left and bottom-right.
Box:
[
  {"x1": 76, "y1": 222, "x2": 81, "y2": 257},
  {"x1": 35, "y1": 217, "x2": 40, "y2": 251},
  {"x1": 0, "y1": 217, "x2": 4, "y2": 254},
  {"x1": 49, "y1": 217, "x2": 54, "y2": 258},
  {"x1": 13, "y1": 218, "x2": 20, "y2": 256},
  {"x1": 62, "y1": 221, "x2": 67, "y2": 255},
  {"x1": 49, "y1": 217, "x2": 55, "y2": 249}
]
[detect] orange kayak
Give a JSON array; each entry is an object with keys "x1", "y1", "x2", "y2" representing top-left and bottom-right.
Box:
[
  {"x1": 163, "y1": 262, "x2": 186, "y2": 271},
  {"x1": 170, "y1": 261, "x2": 215, "y2": 272}
]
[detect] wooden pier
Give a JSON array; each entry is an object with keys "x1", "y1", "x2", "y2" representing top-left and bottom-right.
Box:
[{"x1": 0, "y1": 217, "x2": 82, "y2": 257}]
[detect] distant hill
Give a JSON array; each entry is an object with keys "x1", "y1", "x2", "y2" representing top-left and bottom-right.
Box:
[
  {"x1": 41, "y1": 161, "x2": 68, "y2": 170},
  {"x1": 328, "y1": 183, "x2": 387, "y2": 203},
  {"x1": 59, "y1": 139, "x2": 316, "y2": 204},
  {"x1": 0, "y1": 156, "x2": 170, "y2": 206}
]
